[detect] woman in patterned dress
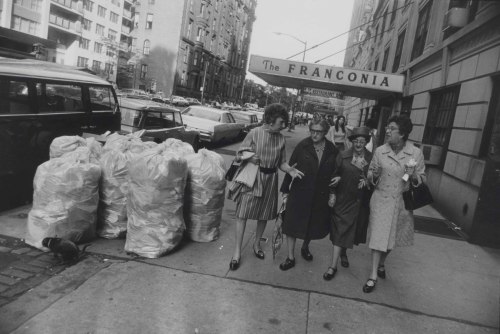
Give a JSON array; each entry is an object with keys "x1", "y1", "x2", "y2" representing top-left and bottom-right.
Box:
[
  {"x1": 229, "y1": 104, "x2": 303, "y2": 271},
  {"x1": 363, "y1": 115, "x2": 426, "y2": 293}
]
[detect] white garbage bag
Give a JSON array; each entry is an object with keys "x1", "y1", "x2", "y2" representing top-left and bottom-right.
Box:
[
  {"x1": 184, "y1": 149, "x2": 226, "y2": 242},
  {"x1": 125, "y1": 145, "x2": 188, "y2": 258},
  {"x1": 26, "y1": 147, "x2": 101, "y2": 249},
  {"x1": 160, "y1": 138, "x2": 194, "y2": 156},
  {"x1": 49, "y1": 136, "x2": 87, "y2": 159}
]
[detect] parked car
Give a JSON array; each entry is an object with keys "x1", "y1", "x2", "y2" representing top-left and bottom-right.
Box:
[
  {"x1": 120, "y1": 97, "x2": 200, "y2": 151},
  {"x1": 181, "y1": 105, "x2": 245, "y2": 143},
  {"x1": 119, "y1": 88, "x2": 150, "y2": 98},
  {"x1": 231, "y1": 110, "x2": 260, "y2": 133},
  {"x1": 185, "y1": 97, "x2": 201, "y2": 106},
  {"x1": 170, "y1": 95, "x2": 190, "y2": 107}
]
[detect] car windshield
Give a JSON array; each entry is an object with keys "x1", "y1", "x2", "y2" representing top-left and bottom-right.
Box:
[{"x1": 183, "y1": 108, "x2": 221, "y2": 122}]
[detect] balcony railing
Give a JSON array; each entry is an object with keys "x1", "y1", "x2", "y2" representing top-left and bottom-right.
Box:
[
  {"x1": 121, "y1": 25, "x2": 131, "y2": 34},
  {"x1": 51, "y1": 0, "x2": 83, "y2": 14},
  {"x1": 49, "y1": 13, "x2": 81, "y2": 34},
  {"x1": 123, "y1": 8, "x2": 132, "y2": 19}
]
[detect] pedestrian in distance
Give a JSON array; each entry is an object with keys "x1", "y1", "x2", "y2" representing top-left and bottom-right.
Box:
[
  {"x1": 279, "y1": 119, "x2": 338, "y2": 270},
  {"x1": 323, "y1": 127, "x2": 373, "y2": 280},
  {"x1": 228, "y1": 103, "x2": 304, "y2": 271},
  {"x1": 363, "y1": 115, "x2": 426, "y2": 293},
  {"x1": 326, "y1": 115, "x2": 350, "y2": 151}
]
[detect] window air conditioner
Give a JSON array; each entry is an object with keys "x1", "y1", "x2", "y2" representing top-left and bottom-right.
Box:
[
  {"x1": 443, "y1": 7, "x2": 469, "y2": 31},
  {"x1": 420, "y1": 144, "x2": 443, "y2": 165}
]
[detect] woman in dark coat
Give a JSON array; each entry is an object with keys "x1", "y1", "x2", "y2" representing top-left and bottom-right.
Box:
[
  {"x1": 279, "y1": 119, "x2": 338, "y2": 270},
  {"x1": 323, "y1": 127, "x2": 373, "y2": 280}
]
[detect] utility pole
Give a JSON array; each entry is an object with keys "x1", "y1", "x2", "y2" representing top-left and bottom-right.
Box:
[{"x1": 201, "y1": 59, "x2": 208, "y2": 105}]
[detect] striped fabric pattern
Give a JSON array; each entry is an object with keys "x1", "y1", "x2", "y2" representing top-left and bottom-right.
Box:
[{"x1": 235, "y1": 126, "x2": 286, "y2": 220}]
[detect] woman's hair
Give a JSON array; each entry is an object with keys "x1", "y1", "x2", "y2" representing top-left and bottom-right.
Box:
[
  {"x1": 335, "y1": 115, "x2": 346, "y2": 133},
  {"x1": 387, "y1": 114, "x2": 413, "y2": 141},
  {"x1": 309, "y1": 119, "x2": 330, "y2": 134},
  {"x1": 264, "y1": 103, "x2": 289, "y2": 126}
]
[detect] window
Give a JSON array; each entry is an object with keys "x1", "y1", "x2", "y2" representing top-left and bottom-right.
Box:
[
  {"x1": 0, "y1": 79, "x2": 32, "y2": 114},
  {"x1": 381, "y1": 47, "x2": 390, "y2": 72},
  {"x1": 104, "y1": 63, "x2": 113, "y2": 75},
  {"x1": 422, "y1": 86, "x2": 460, "y2": 165},
  {"x1": 108, "y1": 29, "x2": 117, "y2": 41},
  {"x1": 11, "y1": 15, "x2": 39, "y2": 35},
  {"x1": 83, "y1": 0, "x2": 94, "y2": 12},
  {"x1": 110, "y1": 12, "x2": 119, "y2": 23},
  {"x1": 143, "y1": 39, "x2": 150, "y2": 55},
  {"x1": 89, "y1": 86, "x2": 115, "y2": 110},
  {"x1": 196, "y1": 27, "x2": 203, "y2": 42},
  {"x1": 96, "y1": 24, "x2": 104, "y2": 36},
  {"x1": 140, "y1": 64, "x2": 148, "y2": 79},
  {"x1": 14, "y1": 0, "x2": 42, "y2": 11},
  {"x1": 392, "y1": 29, "x2": 406, "y2": 72},
  {"x1": 187, "y1": 19, "x2": 193, "y2": 37},
  {"x1": 146, "y1": 13, "x2": 153, "y2": 29},
  {"x1": 411, "y1": 0, "x2": 432, "y2": 60},
  {"x1": 380, "y1": 9, "x2": 388, "y2": 41},
  {"x1": 183, "y1": 46, "x2": 188, "y2": 63},
  {"x1": 92, "y1": 60, "x2": 102, "y2": 72},
  {"x1": 77, "y1": 56, "x2": 88, "y2": 67},
  {"x1": 193, "y1": 52, "x2": 199, "y2": 66},
  {"x1": 94, "y1": 42, "x2": 103, "y2": 53},
  {"x1": 37, "y1": 83, "x2": 84, "y2": 113},
  {"x1": 79, "y1": 38, "x2": 90, "y2": 50},
  {"x1": 212, "y1": 18, "x2": 216, "y2": 31},
  {"x1": 181, "y1": 71, "x2": 186, "y2": 85},
  {"x1": 97, "y1": 5, "x2": 106, "y2": 17},
  {"x1": 374, "y1": 57, "x2": 379, "y2": 71},
  {"x1": 106, "y1": 47, "x2": 114, "y2": 57},
  {"x1": 200, "y1": 2, "x2": 206, "y2": 15},
  {"x1": 111, "y1": 0, "x2": 119, "y2": 6},
  {"x1": 83, "y1": 18, "x2": 92, "y2": 31}
]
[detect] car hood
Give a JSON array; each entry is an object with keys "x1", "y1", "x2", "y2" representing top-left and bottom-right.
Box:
[{"x1": 181, "y1": 115, "x2": 217, "y2": 130}]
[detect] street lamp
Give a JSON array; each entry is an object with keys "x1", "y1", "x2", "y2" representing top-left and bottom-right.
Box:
[{"x1": 274, "y1": 32, "x2": 307, "y2": 62}]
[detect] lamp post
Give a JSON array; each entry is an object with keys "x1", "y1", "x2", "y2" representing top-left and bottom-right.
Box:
[
  {"x1": 274, "y1": 32, "x2": 308, "y2": 131},
  {"x1": 273, "y1": 32, "x2": 307, "y2": 62}
]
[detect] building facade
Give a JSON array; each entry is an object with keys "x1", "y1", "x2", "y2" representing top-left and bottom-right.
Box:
[
  {"x1": 173, "y1": 0, "x2": 257, "y2": 102},
  {"x1": 343, "y1": 0, "x2": 500, "y2": 247}
]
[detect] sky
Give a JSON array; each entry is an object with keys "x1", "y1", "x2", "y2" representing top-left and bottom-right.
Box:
[{"x1": 246, "y1": 0, "x2": 355, "y2": 85}]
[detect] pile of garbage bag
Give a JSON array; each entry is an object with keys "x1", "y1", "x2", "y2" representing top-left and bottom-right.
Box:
[
  {"x1": 97, "y1": 133, "x2": 144, "y2": 239},
  {"x1": 184, "y1": 149, "x2": 226, "y2": 242},
  {"x1": 125, "y1": 144, "x2": 188, "y2": 258},
  {"x1": 26, "y1": 145, "x2": 101, "y2": 249}
]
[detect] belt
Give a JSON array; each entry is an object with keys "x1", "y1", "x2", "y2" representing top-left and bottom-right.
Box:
[{"x1": 259, "y1": 166, "x2": 277, "y2": 174}]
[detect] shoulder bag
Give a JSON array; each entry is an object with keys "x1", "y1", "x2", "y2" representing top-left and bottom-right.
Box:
[{"x1": 402, "y1": 182, "x2": 434, "y2": 211}]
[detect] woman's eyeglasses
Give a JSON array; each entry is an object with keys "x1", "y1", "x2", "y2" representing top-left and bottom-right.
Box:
[
  {"x1": 309, "y1": 130, "x2": 326, "y2": 135},
  {"x1": 352, "y1": 140, "x2": 367, "y2": 145},
  {"x1": 385, "y1": 126, "x2": 399, "y2": 132}
]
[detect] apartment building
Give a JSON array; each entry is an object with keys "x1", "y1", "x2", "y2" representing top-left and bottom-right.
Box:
[
  {"x1": 343, "y1": 0, "x2": 500, "y2": 247},
  {"x1": 0, "y1": 0, "x2": 131, "y2": 82},
  {"x1": 173, "y1": 0, "x2": 257, "y2": 102}
]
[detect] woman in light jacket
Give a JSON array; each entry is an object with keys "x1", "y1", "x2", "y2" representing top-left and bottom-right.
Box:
[{"x1": 363, "y1": 115, "x2": 426, "y2": 293}]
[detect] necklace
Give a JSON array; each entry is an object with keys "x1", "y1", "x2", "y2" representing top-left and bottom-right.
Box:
[{"x1": 313, "y1": 140, "x2": 325, "y2": 152}]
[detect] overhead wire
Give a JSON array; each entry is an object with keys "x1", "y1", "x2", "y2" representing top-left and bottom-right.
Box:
[{"x1": 285, "y1": 1, "x2": 413, "y2": 61}]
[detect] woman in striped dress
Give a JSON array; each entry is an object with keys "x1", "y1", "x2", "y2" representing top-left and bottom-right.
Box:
[{"x1": 229, "y1": 103, "x2": 304, "y2": 271}]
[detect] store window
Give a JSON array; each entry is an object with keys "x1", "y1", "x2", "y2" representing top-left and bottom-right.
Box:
[{"x1": 422, "y1": 86, "x2": 460, "y2": 166}]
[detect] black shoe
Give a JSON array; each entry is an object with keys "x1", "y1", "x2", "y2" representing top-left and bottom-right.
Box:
[
  {"x1": 301, "y1": 247, "x2": 313, "y2": 261},
  {"x1": 253, "y1": 246, "x2": 265, "y2": 260},
  {"x1": 323, "y1": 267, "x2": 337, "y2": 281},
  {"x1": 279, "y1": 258, "x2": 295, "y2": 271},
  {"x1": 377, "y1": 265, "x2": 386, "y2": 279},
  {"x1": 340, "y1": 254, "x2": 349, "y2": 268},
  {"x1": 229, "y1": 258, "x2": 240, "y2": 271},
  {"x1": 362, "y1": 278, "x2": 377, "y2": 293}
]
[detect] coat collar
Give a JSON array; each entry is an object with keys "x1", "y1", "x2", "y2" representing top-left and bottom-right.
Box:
[
  {"x1": 303, "y1": 138, "x2": 334, "y2": 165},
  {"x1": 380, "y1": 142, "x2": 413, "y2": 161},
  {"x1": 341, "y1": 147, "x2": 371, "y2": 160}
]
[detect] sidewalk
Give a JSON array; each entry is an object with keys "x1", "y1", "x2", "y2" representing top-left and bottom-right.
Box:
[{"x1": 0, "y1": 126, "x2": 499, "y2": 333}]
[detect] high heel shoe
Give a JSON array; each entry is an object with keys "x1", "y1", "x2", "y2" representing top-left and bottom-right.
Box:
[
  {"x1": 229, "y1": 258, "x2": 240, "y2": 271},
  {"x1": 323, "y1": 267, "x2": 337, "y2": 281},
  {"x1": 279, "y1": 257, "x2": 295, "y2": 271},
  {"x1": 362, "y1": 278, "x2": 377, "y2": 293},
  {"x1": 340, "y1": 254, "x2": 349, "y2": 268},
  {"x1": 253, "y1": 246, "x2": 265, "y2": 260},
  {"x1": 377, "y1": 265, "x2": 386, "y2": 279}
]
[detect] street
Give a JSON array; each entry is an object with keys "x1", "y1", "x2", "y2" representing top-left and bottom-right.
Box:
[{"x1": 0, "y1": 125, "x2": 498, "y2": 334}]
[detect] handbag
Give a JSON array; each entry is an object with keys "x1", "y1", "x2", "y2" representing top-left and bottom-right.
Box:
[
  {"x1": 271, "y1": 203, "x2": 286, "y2": 259},
  {"x1": 402, "y1": 181, "x2": 433, "y2": 211},
  {"x1": 225, "y1": 160, "x2": 241, "y2": 181}
]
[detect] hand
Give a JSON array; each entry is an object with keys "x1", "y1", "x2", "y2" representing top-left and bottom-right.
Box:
[
  {"x1": 288, "y1": 163, "x2": 304, "y2": 179},
  {"x1": 405, "y1": 165, "x2": 415, "y2": 175},
  {"x1": 329, "y1": 176, "x2": 341, "y2": 187},
  {"x1": 328, "y1": 193, "x2": 336, "y2": 208},
  {"x1": 282, "y1": 193, "x2": 289, "y2": 204},
  {"x1": 358, "y1": 177, "x2": 368, "y2": 189}
]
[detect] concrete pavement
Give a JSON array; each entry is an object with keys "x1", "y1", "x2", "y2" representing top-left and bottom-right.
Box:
[{"x1": 0, "y1": 125, "x2": 499, "y2": 333}]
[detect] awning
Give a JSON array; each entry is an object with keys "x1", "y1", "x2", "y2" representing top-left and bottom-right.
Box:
[
  {"x1": 0, "y1": 27, "x2": 56, "y2": 49},
  {"x1": 248, "y1": 55, "x2": 404, "y2": 100}
]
